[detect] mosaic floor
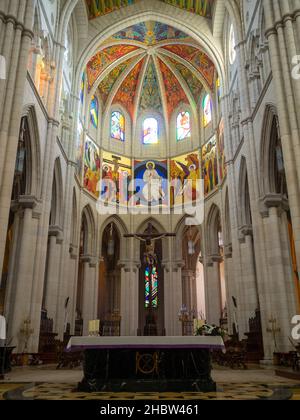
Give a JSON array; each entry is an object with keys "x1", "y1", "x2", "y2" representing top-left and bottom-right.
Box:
[{"x1": 1, "y1": 382, "x2": 300, "y2": 400}]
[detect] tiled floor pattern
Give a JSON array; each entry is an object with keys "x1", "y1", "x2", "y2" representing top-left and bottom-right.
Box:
[{"x1": 0, "y1": 382, "x2": 298, "y2": 400}]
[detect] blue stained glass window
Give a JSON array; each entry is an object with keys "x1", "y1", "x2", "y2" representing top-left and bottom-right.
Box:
[
  {"x1": 145, "y1": 265, "x2": 158, "y2": 309},
  {"x1": 90, "y1": 95, "x2": 99, "y2": 128}
]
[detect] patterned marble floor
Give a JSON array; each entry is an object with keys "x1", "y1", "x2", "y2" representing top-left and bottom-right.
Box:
[{"x1": 1, "y1": 382, "x2": 299, "y2": 400}]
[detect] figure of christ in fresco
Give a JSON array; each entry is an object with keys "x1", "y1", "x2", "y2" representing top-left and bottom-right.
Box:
[{"x1": 143, "y1": 162, "x2": 165, "y2": 203}]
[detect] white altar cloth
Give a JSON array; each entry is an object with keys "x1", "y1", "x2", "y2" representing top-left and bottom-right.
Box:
[{"x1": 67, "y1": 336, "x2": 225, "y2": 352}]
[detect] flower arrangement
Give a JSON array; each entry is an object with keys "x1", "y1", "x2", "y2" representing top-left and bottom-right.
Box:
[{"x1": 195, "y1": 324, "x2": 227, "y2": 339}]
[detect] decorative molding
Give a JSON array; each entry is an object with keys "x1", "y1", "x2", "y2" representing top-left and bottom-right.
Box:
[
  {"x1": 259, "y1": 193, "x2": 289, "y2": 218},
  {"x1": 238, "y1": 225, "x2": 253, "y2": 243}
]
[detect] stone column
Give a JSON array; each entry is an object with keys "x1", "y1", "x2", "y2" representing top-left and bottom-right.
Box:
[
  {"x1": 4, "y1": 197, "x2": 40, "y2": 353},
  {"x1": 205, "y1": 256, "x2": 222, "y2": 326},
  {"x1": 260, "y1": 196, "x2": 298, "y2": 358},
  {"x1": 68, "y1": 247, "x2": 79, "y2": 336},
  {"x1": 237, "y1": 227, "x2": 259, "y2": 337},
  {"x1": 0, "y1": 1, "x2": 35, "y2": 280},
  {"x1": 43, "y1": 227, "x2": 63, "y2": 328},
  {"x1": 263, "y1": 0, "x2": 300, "y2": 277},
  {"x1": 163, "y1": 261, "x2": 183, "y2": 336},
  {"x1": 81, "y1": 256, "x2": 98, "y2": 336},
  {"x1": 182, "y1": 269, "x2": 196, "y2": 311},
  {"x1": 120, "y1": 262, "x2": 140, "y2": 336}
]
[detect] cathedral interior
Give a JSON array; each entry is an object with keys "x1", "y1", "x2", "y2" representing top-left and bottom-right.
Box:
[{"x1": 0, "y1": 0, "x2": 300, "y2": 401}]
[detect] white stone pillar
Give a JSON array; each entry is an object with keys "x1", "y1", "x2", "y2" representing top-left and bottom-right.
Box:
[
  {"x1": 261, "y1": 203, "x2": 298, "y2": 358},
  {"x1": 81, "y1": 256, "x2": 98, "y2": 336},
  {"x1": 5, "y1": 200, "x2": 39, "y2": 353},
  {"x1": 0, "y1": 2, "x2": 35, "y2": 281},
  {"x1": 163, "y1": 262, "x2": 183, "y2": 336},
  {"x1": 44, "y1": 229, "x2": 63, "y2": 327},
  {"x1": 205, "y1": 257, "x2": 222, "y2": 326},
  {"x1": 237, "y1": 228, "x2": 259, "y2": 337},
  {"x1": 120, "y1": 262, "x2": 139, "y2": 336},
  {"x1": 68, "y1": 250, "x2": 79, "y2": 336}
]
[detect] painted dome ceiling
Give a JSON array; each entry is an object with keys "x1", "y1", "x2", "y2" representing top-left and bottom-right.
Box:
[
  {"x1": 86, "y1": 21, "x2": 216, "y2": 120},
  {"x1": 85, "y1": 0, "x2": 214, "y2": 20}
]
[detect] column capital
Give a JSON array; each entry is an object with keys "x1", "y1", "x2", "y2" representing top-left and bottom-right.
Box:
[
  {"x1": 11, "y1": 195, "x2": 41, "y2": 211},
  {"x1": 118, "y1": 260, "x2": 141, "y2": 272},
  {"x1": 224, "y1": 244, "x2": 233, "y2": 259},
  {"x1": 206, "y1": 254, "x2": 223, "y2": 266},
  {"x1": 69, "y1": 244, "x2": 78, "y2": 260},
  {"x1": 163, "y1": 260, "x2": 185, "y2": 273},
  {"x1": 259, "y1": 193, "x2": 289, "y2": 218},
  {"x1": 238, "y1": 225, "x2": 253, "y2": 243},
  {"x1": 80, "y1": 254, "x2": 93, "y2": 264}
]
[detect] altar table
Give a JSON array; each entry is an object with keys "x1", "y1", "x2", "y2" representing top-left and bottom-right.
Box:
[{"x1": 67, "y1": 336, "x2": 225, "y2": 392}]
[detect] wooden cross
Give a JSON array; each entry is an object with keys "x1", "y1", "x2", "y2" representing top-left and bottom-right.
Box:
[{"x1": 124, "y1": 223, "x2": 175, "y2": 245}]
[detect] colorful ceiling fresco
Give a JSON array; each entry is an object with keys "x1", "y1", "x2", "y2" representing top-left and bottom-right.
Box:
[
  {"x1": 165, "y1": 56, "x2": 203, "y2": 103},
  {"x1": 139, "y1": 59, "x2": 163, "y2": 113},
  {"x1": 112, "y1": 21, "x2": 189, "y2": 45},
  {"x1": 86, "y1": 0, "x2": 214, "y2": 20},
  {"x1": 158, "y1": 59, "x2": 189, "y2": 119},
  {"x1": 163, "y1": 0, "x2": 214, "y2": 18},
  {"x1": 84, "y1": 21, "x2": 216, "y2": 123},
  {"x1": 85, "y1": 0, "x2": 138, "y2": 20},
  {"x1": 112, "y1": 59, "x2": 144, "y2": 118},
  {"x1": 162, "y1": 44, "x2": 215, "y2": 90},
  {"x1": 87, "y1": 45, "x2": 138, "y2": 91},
  {"x1": 98, "y1": 57, "x2": 136, "y2": 105}
]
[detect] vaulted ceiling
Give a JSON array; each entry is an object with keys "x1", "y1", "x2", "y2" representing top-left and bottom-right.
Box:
[
  {"x1": 85, "y1": 0, "x2": 214, "y2": 20},
  {"x1": 86, "y1": 21, "x2": 216, "y2": 120}
]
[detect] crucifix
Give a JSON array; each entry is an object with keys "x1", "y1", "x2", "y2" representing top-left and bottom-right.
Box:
[
  {"x1": 124, "y1": 223, "x2": 175, "y2": 325},
  {"x1": 124, "y1": 223, "x2": 175, "y2": 266}
]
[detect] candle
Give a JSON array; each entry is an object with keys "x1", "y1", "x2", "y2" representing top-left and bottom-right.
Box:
[{"x1": 88, "y1": 320, "x2": 94, "y2": 335}]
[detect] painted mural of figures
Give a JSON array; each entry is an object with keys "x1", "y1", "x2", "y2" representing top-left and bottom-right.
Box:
[
  {"x1": 101, "y1": 152, "x2": 132, "y2": 205},
  {"x1": 170, "y1": 152, "x2": 200, "y2": 205},
  {"x1": 83, "y1": 137, "x2": 101, "y2": 197},
  {"x1": 218, "y1": 118, "x2": 226, "y2": 182},
  {"x1": 202, "y1": 135, "x2": 218, "y2": 196}
]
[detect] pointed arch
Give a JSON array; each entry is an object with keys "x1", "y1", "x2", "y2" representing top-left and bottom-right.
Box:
[
  {"x1": 99, "y1": 215, "x2": 129, "y2": 261},
  {"x1": 206, "y1": 203, "x2": 221, "y2": 256},
  {"x1": 174, "y1": 215, "x2": 202, "y2": 261},
  {"x1": 50, "y1": 158, "x2": 64, "y2": 228},
  {"x1": 71, "y1": 188, "x2": 78, "y2": 246},
  {"x1": 20, "y1": 105, "x2": 41, "y2": 198},
  {"x1": 239, "y1": 156, "x2": 252, "y2": 227},
  {"x1": 81, "y1": 204, "x2": 96, "y2": 256},
  {"x1": 224, "y1": 187, "x2": 232, "y2": 247},
  {"x1": 136, "y1": 218, "x2": 167, "y2": 236},
  {"x1": 260, "y1": 104, "x2": 281, "y2": 196}
]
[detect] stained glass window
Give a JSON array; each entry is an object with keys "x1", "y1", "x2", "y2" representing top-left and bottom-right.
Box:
[
  {"x1": 203, "y1": 94, "x2": 212, "y2": 127},
  {"x1": 177, "y1": 111, "x2": 191, "y2": 141},
  {"x1": 90, "y1": 95, "x2": 99, "y2": 128},
  {"x1": 145, "y1": 266, "x2": 158, "y2": 309},
  {"x1": 143, "y1": 118, "x2": 158, "y2": 145},
  {"x1": 111, "y1": 111, "x2": 125, "y2": 141},
  {"x1": 229, "y1": 24, "x2": 236, "y2": 65}
]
